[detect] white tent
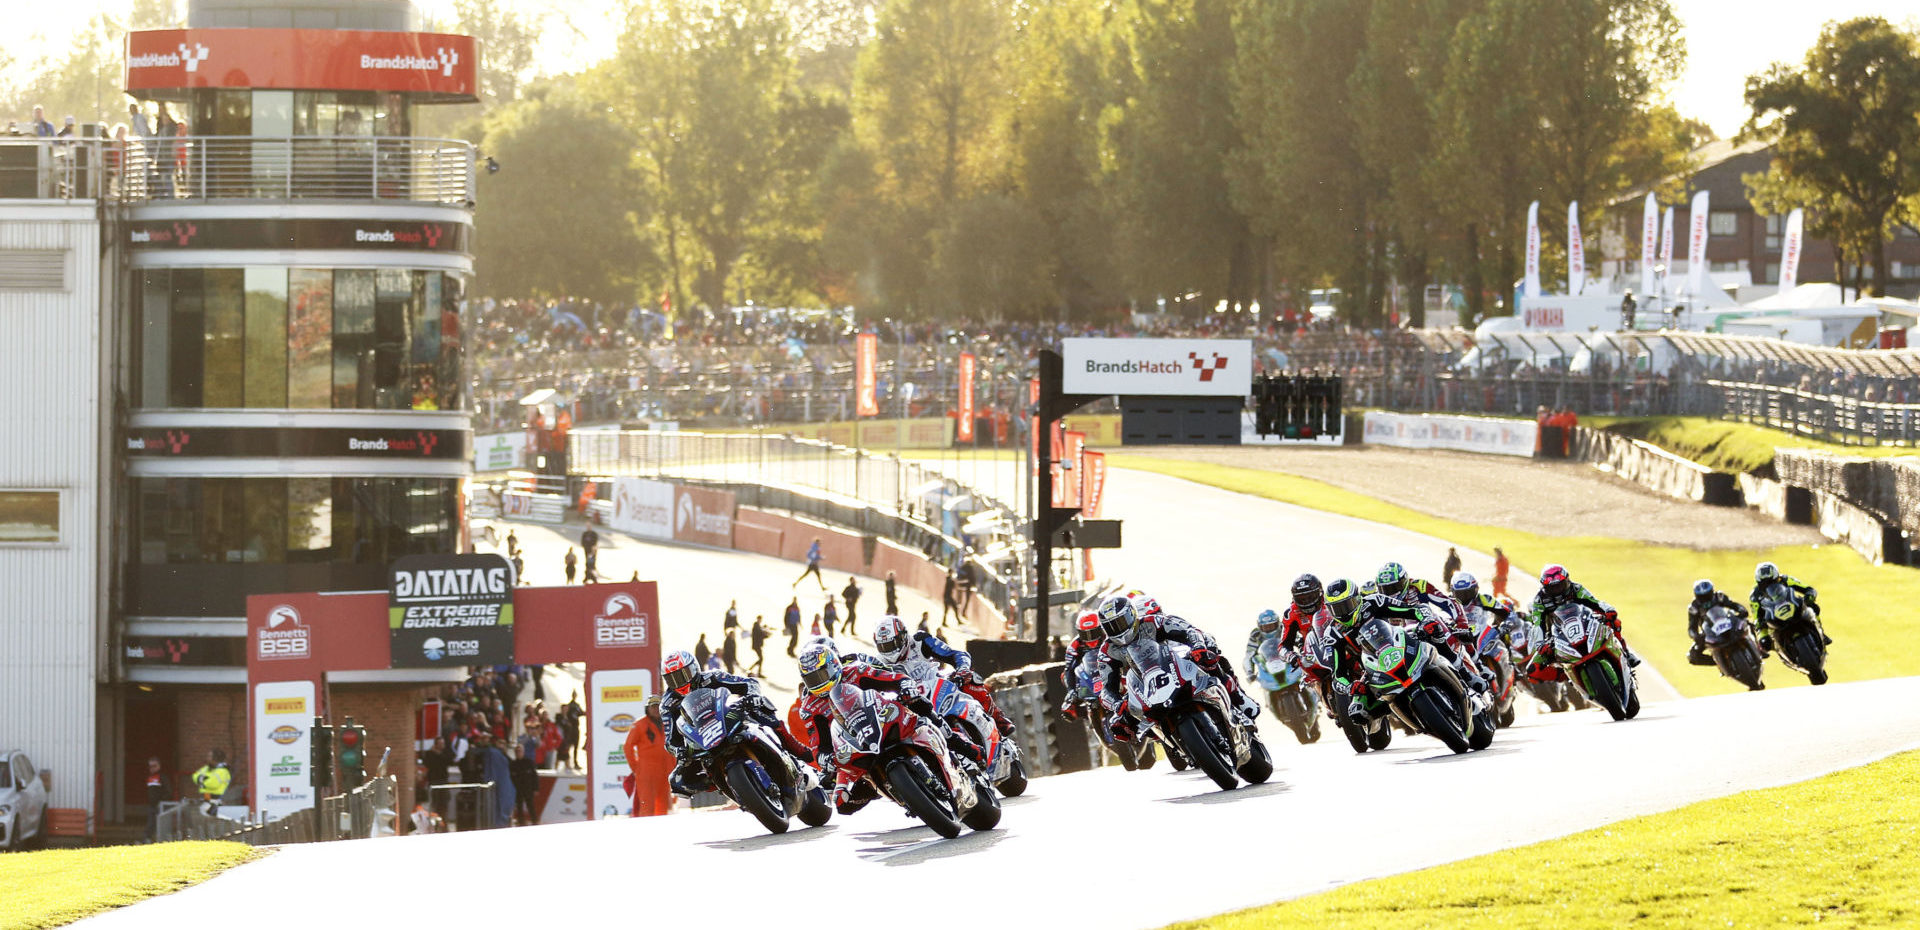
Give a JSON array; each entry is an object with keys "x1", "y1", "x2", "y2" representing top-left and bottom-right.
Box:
[{"x1": 1746, "y1": 282, "x2": 1851, "y2": 311}]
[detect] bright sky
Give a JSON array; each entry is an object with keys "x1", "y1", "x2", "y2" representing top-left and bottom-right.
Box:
[{"x1": 5, "y1": 0, "x2": 1918, "y2": 139}]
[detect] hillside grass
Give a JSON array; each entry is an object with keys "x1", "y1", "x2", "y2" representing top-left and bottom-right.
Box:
[
  {"x1": 0, "y1": 841, "x2": 257, "y2": 929},
  {"x1": 1590, "y1": 416, "x2": 1918, "y2": 474},
  {"x1": 1109, "y1": 455, "x2": 1920, "y2": 698},
  {"x1": 1170, "y1": 748, "x2": 1920, "y2": 929}
]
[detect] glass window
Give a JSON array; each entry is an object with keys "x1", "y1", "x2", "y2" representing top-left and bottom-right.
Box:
[
  {"x1": 203, "y1": 269, "x2": 244, "y2": 407},
  {"x1": 169, "y1": 269, "x2": 203, "y2": 407},
  {"x1": 1765, "y1": 214, "x2": 1782, "y2": 250},
  {"x1": 374, "y1": 269, "x2": 414, "y2": 410},
  {"x1": 412, "y1": 272, "x2": 442, "y2": 408},
  {"x1": 1708, "y1": 211, "x2": 1738, "y2": 237},
  {"x1": 288, "y1": 269, "x2": 332, "y2": 407},
  {"x1": 243, "y1": 478, "x2": 287, "y2": 563},
  {"x1": 437, "y1": 272, "x2": 465, "y2": 411},
  {"x1": 0, "y1": 490, "x2": 60, "y2": 544},
  {"x1": 334, "y1": 269, "x2": 376, "y2": 408},
  {"x1": 287, "y1": 477, "x2": 332, "y2": 561},
  {"x1": 137, "y1": 478, "x2": 167, "y2": 562},
  {"x1": 244, "y1": 267, "x2": 288, "y2": 407},
  {"x1": 200, "y1": 478, "x2": 245, "y2": 561},
  {"x1": 139, "y1": 271, "x2": 170, "y2": 407},
  {"x1": 165, "y1": 479, "x2": 201, "y2": 562}
]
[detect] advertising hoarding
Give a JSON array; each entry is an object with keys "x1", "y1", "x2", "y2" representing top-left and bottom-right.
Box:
[
  {"x1": 126, "y1": 29, "x2": 479, "y2": 100},
  {"x1": 1061, "y1": 338, "x2": 1253, "y2": 396},
  {"x1": 589, "y1": 668, "x2": 653, "y2": 820},
  {"x1": 610, "y1": 477, "x2": 673, "y2": 541},
  {"x1": 672, "y1": 485, "x2": 736, "y2": 548},
  {"x1": 388, "y1": 553, "x2": 515, "y2": 668},
  {"x1": 253, "y1": 680, "x2": 315, "y2": 822}
]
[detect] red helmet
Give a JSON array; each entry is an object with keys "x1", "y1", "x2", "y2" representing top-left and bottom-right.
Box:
[
  {"x1": 663, "y1": 650, "x2": 697, "y2": 695},
  {"x1": 1539, "y1": 564, "x2": 1571, "y2": 598},
  {"x1": 1128, "y1": 591, "x2": 1162, "y2": 621},
  {"x1": 1074, "y1": 610, "x2": 1101, "y2": 643}
]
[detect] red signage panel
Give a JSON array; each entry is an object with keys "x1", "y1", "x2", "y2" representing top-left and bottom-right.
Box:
[
  {"x1": 127, "y1": 29, "x2": 479, "y2": 100},
  {"x1": 957, "y1": 352, "x2": 976, "y2": 442}
]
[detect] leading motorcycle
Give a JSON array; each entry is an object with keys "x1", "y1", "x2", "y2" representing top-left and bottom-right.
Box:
[
  {"x1": 675, "y1": 686, "x2": 832, "y2": 834},
  {"x1": 827, "y1": 682, "x2": 1000, "y2": 839}
]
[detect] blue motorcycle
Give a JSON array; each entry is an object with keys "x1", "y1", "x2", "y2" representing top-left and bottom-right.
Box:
[{"x1": 1252, "y1": 638, "x2": 1323, "y2": 744}]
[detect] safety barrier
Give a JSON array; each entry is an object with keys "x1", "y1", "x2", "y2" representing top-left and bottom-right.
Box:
[
  {"x1": 160, "y1": 775, "x2": 399, "y2": 844},
  {"x1": 985, "y1": 663, "x2": 1104, "y2": 778},
  {"x1": 1569, "y1": 427, "x2": 1741, "y2": 505},
  {"x1": 1361, "y1": 411, "x2": 1537, "y2": 457}
]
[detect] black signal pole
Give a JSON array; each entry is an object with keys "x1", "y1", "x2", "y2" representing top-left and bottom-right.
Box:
[{"x1": 1031, "y1": 349, "x2": 1101, "y2": 645}]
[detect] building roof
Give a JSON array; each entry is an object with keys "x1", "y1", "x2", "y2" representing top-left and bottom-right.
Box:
[{"x1": 1611, "y1": 138, "x2": 1774, "y2": 210}]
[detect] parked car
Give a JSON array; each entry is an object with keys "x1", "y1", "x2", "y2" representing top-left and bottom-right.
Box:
[{"x1": 0, "y1": 749, "x2": 49, "y2": 850}]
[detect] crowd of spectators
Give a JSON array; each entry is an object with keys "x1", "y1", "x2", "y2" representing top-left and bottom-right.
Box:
[{"x1": 417, "y1": 663, "x2": 585, "y2": 830}]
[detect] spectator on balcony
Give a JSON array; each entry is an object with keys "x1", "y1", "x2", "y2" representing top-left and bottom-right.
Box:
[{"x1": 31, "y1": 106, "x2": 54, "y2": 137}]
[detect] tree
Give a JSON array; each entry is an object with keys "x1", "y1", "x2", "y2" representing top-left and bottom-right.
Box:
[
  {"x1": 455, "y1": 0, "x2": 541, "y2": 109},
  {"x1": 1744, "y1": 17, "x2": 1920, "y2": 295},
  {"x1": 3, "y1": 0, "x2": 181, "y2": 129},
  {"x1": 471, "y1": 81, "x2": 647, "y2": 303}
]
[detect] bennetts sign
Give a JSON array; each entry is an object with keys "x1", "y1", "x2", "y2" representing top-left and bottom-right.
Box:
[{"x1": 388, "y1": 553, "x2": 515, "y2": 668}]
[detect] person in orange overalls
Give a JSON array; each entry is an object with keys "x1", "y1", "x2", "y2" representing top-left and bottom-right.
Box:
[{"x1": 623, "y1": 697, "x2": 675, "y2": 816}]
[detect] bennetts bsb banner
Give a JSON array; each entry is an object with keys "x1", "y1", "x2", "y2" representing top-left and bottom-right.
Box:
[
  {"x1": 1061, "y1": 338, "x2": 1253, "y2": 397},
  {"x1": 126, "y1": 29, "x2": 479, "y2": 100},
  {"x1": 389, "y1": 553, "x2": 515, "y2": 668}
]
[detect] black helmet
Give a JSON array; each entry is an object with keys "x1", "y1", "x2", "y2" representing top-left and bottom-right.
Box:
[
  {"x1": 1291, "y1": 574, "x2": 1324, "y2": 611},
  {"x1": 1692, "y1": 579, "x2": 1714, "y2": 601}
]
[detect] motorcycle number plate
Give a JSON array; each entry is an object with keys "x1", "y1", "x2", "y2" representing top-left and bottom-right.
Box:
[{"x1": 1712, "y1": 619, "x2": 1733, "y2": 634}]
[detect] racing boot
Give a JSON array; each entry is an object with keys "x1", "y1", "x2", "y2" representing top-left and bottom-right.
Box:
[{"x1": 1230, "y1": 685, "x2": 1262, "y2": 727}]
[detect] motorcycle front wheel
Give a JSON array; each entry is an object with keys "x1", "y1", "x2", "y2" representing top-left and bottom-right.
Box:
[
  {"x1": 725, "y1": 759, "x2": 791, "y2": 834},
  {"x1": 797, "y1": 785, "x2": 833, "y2": 827},
  {"x1": 1583, "y1": 663, "x2": 1627, "y2": 721},
  {"x1": 960, "y1": 776, "x2": 1002, "y2": 832},
  {"x1": 1237, "y1": 735, "x2": 1274, "y2": 784},
  {"x1": 886, "y1": 758, "x2": 962, "y2": 839},
  {"x1": 1410, "y1": 688, "x2": 1470, "y2": 754},
  {"x1": 1175, "y1": 713, "x2": 1239, "y2": 790},
  {"x1": 1791, "y1": 632, "x2": 1828, "y2": 685},
  {"x1": 997, "y1": 757, "x2": 1028, "y2": 798}
]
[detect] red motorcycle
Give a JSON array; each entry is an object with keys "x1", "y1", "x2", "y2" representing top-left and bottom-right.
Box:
[{"x1": 827, "y1": 682, "x2": 1001, "y2": 839}]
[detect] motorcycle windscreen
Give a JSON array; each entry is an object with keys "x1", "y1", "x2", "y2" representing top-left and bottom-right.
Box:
[
  {"x1": 1355, "y1": 617, "x2": 1400, "y2": 655},
  {"x1": 1550, "y1": 603, "x2": 1594, "y2": 648},
  {"x1": 1705, "y1": 607, "x2": 1739, "y2": 643},
  {"x1": 1760, "y1": 584, "x2": 1798, "y2": 622},
  {"x1": 828, "y1": 683, "x2": 883, "y2": 755},
  {"x1": 1125, "y1": 639, "x2": 1181, "y2": 704},
  {"x1": 680, "y1": 688, "x2": 726, "y2": 750}
]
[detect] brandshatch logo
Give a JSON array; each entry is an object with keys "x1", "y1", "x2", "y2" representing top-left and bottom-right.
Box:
[
  {"x1": 1187, "y1": 351, "x2": 1229, "y2": 382},
  {"x1": 361, "y1": 47, "x2": 460, "y2": 78},
  {"x1": 128, "y1": 43, "x2": 208, "y2": 70},
  {"x1": 180, "y1": 43, "x2": 210, "y2": 72},
  {"x1": 129, "y1": 223, "x2": 198, "y2": 247},
  {"x1": 416, "y1": 431, "x2": 440, "y2": 456},
  {"x1": 347, "y1": 433, "x2": 440, "y2": 456},
  {"x1": 126, "y1": 430, "x2": 192, "y2": 453}
]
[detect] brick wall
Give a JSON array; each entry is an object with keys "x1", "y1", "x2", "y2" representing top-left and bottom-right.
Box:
[
  {"x1": 329, "y1": 686, "x2": 429, "y2": 819},
  {"x1": 174, "y1": 686, "x2": 249, "y2": 796}
]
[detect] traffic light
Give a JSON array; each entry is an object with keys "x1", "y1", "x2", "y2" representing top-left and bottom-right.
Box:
[
  {"x1": 338, "y1": 717, "x2": 367, "y2": 787},
  {"x1": 309, "y1": 716, "x2": 334, "y2": 792}
]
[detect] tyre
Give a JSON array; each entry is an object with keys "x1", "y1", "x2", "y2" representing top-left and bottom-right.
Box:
[
  {"x1": 1137, "y1": 739, "x2": 1160, "y2": 770},
  {"x1": 1268, "y1": 691, "x2": 1286, "y2": 720},
  {"x1": 1498, "y1": 704, "x2": 1517, "y2": 728},
  {"x1": 1303, "y1": 716, "x2": 1322, "y2": 744},
  {"x1": 1469, "y1": 709, "x2": 1496, "y2": 751},
  {"x1": 1163, "y1": 737, "x2": 1190, "y2": 771},
  {"x1": 1795, "y1": 634, "x2": 1828, "y2": 685},
  {"x1": 1115, "y1": 740, "x2": 1139, "y2": 771},
  {"x1": 797, "y1": 787, "x2": 833, "y2": 827},
  {"x1": 960, "y1": 777, "x2": 1002, "y2": 832},
  {"x1": 1367, "y1": 723, "x2": 1393, "y2": 750},
  {"x1": 1624, "y1": 687, "x2": 1641, "y2": 719},
  {"x1": 1175, "y1": 714, "x2": 1239, "y2": 790},
  {"x1": 726, "y1": 760, "x2": 791, "y2": 835},
  {"x1": 886, "y1": 758, "x2": 961, "y2": 839},
  {"x1": 1583, "y1": 664, "x2": 1627, "y2": 721},
  {"x1": 1237, "y1": 736, "x2": 1274, "y2": 785},
  {"x1": 1410, "y1": 689, "x2": 1470, "y2": 754},
  {"x1": 1340, "y1": 717, "x2": 1371, "y2": 754},
  {"x1": 997, "y1": 757, "x2": 1028, "y2": 798}
]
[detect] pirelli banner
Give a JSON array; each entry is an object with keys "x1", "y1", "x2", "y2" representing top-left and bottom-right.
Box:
[{"x1": 389, "y1": 553, "x2": 515, "y2": 668}]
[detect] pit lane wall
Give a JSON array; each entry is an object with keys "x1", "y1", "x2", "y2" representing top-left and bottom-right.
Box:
[{"x1": 1362, "y1": 411, "x2": 1537, "y2": 457}]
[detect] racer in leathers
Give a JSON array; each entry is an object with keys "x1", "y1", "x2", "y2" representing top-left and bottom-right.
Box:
[
  {"x1": 1270, "y1": 574, "x2": 1333, "y2": 655},
  {"x1": 1243, "y1": 609, "x2": 1285, "y2": 685},
  {"x1": 795, "y1": 642, "x2": 983, "y2": 814},
  {"x1": 1355, "y1": 578, "x2": 1491, "y2": 694},
  {"x1": 658, "y1": 649, "x2": 809, "y2": 796},
  {"x1": 1375, "y1": 562, "x2": 1454, "y2": 615},
  {"x1": 1747, "y1": 562, "x2": 1832, "y2": 648},
  {"x1": 1686, "y1": 579, "x2": 1751, "y2": 665},
  {"x1": 873, "y1": 614, "x2": 1017, "y2": 736},
  {"x1": 1060, "y1": 610, "x2": 1104, "y2": 719},
  {"x1": 1526, "y1": 564, "x2": 1642, "y2": 671},
  {"x1": 1449, "y1": 572, "x2": 1514, "y2": 649},
  {"x1": 1094, "y1": 594, "x2": 1262, "y2": 743},
  {"x1": 1315, "y1": 579, "x2": 1373, "y2": 706}
]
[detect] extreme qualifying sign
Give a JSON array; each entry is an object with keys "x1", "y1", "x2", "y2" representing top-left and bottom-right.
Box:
[{"x1": 389, "y1": 553, "x2": 516, "y2": 668}]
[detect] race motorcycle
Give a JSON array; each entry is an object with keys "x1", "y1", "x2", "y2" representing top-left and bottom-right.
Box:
[
  {"x1": 1350, "y1": 616, "x2": 1494, "y2": 754},
  {"x1": 1066, "y1": 653, "x2": 1175, "y2": 771},
  {"x1": 1754, "y1": 583, "x2": 1829, "y2": 686},
  {"x1": 1300, "y1": 623, "x2": 1392, "y2": 754},
  {"x1": 1702, "y1": 604, "x2": 1765, "y2": 691},
  {"x1": 1505, "y1": 614, "x2": 1589, "y2": 713},
  {"x1": 826, "y1": 682, "x2": 1000, "y2": 839},
  {"x1": 675, "y1": 686, "x2": 832, "y2": 834},
  {"x1": 1119, "y1": 637, "x2": 1273, "y2": 790},
  {"x1": 897, "y1": 655, "x2": 1029, "y2": 796},
  {"x1": 1463, "y1": 604, "x2": 1519, "y2": 727},
  {"x1": 1540, "y1": 602, "x2": 1640, "y2": 721},
  {"x1": 1253, "y1": 638, "x2": 1322, "y2": 744}
]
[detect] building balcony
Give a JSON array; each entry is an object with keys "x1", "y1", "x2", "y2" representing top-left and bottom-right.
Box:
[{"x1": 118, "y1": 135, "x2": 476, "y2": 207}]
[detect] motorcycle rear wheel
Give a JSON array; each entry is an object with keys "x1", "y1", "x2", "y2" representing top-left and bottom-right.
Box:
[
  {"x1": 726, "y1": 760, "x2": 791, "y2": 835},
  {"x1": 1176, "y1": 714, "x2": 1239, "y2": 790},
  {"x1": 1411, "y1": 689, "x2": 1470, "y2": 754},
  {"x1": 886, "y1": 758, "x2": 962, "y2": 839}
]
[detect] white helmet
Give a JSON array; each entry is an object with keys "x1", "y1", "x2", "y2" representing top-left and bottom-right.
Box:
[{"x1": 873, "y1": 615, "x2": 909, "y2": 664}]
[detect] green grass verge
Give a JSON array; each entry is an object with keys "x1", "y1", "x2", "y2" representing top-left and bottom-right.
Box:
[
  {"x1": 1171, "y1": 747, "x2": 1920, "y2": 929},
  {"x1": 1591, "y1": 416, "x2": 1918, "y2": 474},
  {"x1": 0, "y1": 841, "x2": 258, "y2": 929},
  {"x1": 1109, "y1": 455, "x2": 1920, "y2": 698}
]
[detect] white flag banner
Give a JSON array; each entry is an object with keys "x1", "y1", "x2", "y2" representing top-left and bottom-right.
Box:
[
  {"x1": 1567, "y1": 201, "x2": 1585, "y2": 296},
  {"x1": 1688, "y1": 190, "x2": 1710, "y2": 296},
  {"x1": 1524, "y1": 201, "x2": 1541, "y2": 298},
  {"x1": 1780, "y1": 208, "x2": 1805, "y2": 291},
  {"x1": 1640, "y1": 193, "x2": 1658, "y2": 298},
  {"x1": 1660, "y1": 206, "x2": 1675, "y2": 276}
]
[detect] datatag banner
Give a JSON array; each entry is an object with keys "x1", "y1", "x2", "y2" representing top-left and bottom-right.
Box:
[
  {"x1": 1061, "y1": 338, "x2": 1253, "y2": 397},
  {"x1": 126, "y1": 29, "x2": 479, "y2": 100},
  {"x1": 388, "y1": 553, "x2": 515, "y2": 668},
  {"x1": 1362, "y1": 411, "x2": 1536, "y2": 458}
]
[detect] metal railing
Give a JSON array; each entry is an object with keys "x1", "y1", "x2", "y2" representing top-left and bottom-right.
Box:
[
  {"x1": 0, "y1": 137, "x2": 105, "y2": 199},
  {"x1": 158, "y1": 775, "x2": 398, "y2": 845},
  {"x1": 119, "y1": 135, "x2": 476, "y2": 205},
  {"x1": 569, "y1": 429, "x2": 1026, "y2": 622}
]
